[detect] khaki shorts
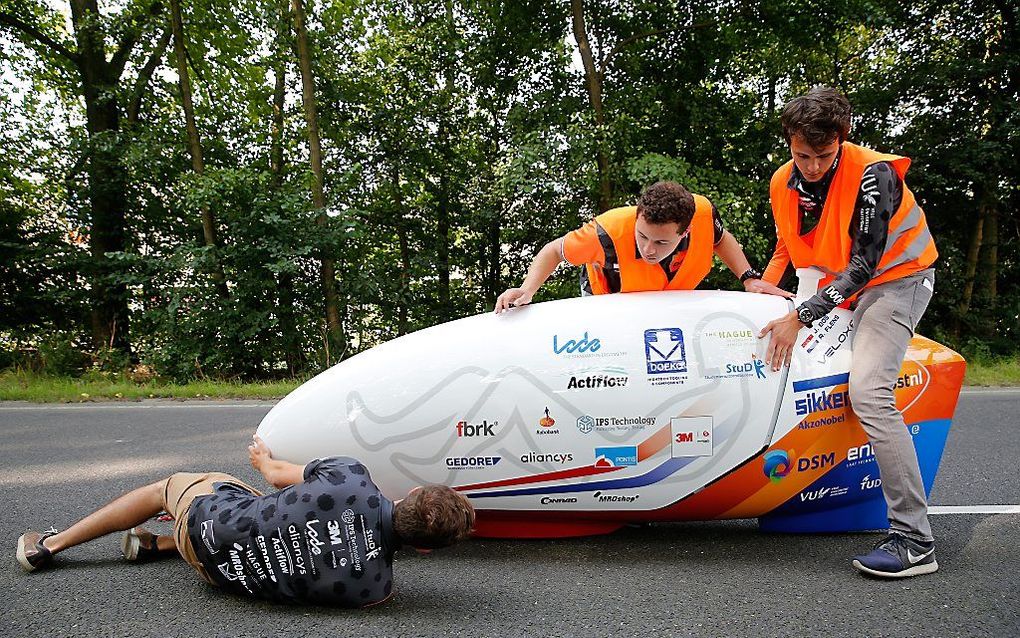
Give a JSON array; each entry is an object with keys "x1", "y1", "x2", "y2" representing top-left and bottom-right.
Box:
[{"x1": 160, "y1": 472, "x2": 263, "y2": 585}]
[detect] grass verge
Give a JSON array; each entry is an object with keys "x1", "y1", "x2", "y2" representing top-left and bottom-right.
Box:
[
  {"x1": 0, "y1": 370, "x2": 303, "y2": 402},
  {"x1": 963, "y1": 356, "x2": 1020, "y2": 387}
]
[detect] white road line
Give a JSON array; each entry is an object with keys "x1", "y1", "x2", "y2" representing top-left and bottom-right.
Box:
[
  {"x1": 959, "y1": 387, "x2": 1020, "y2": 395},
  {"x1": 929, "y1": 505, "x2": 1020, "y2": 515},
  {"x1": 0, "y1": 402, "x2": 276, "y2": 410}
]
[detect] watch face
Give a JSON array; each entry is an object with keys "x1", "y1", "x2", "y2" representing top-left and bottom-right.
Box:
[{"x1": 798, "y1": 308, "x2": 813, "y2": 324}]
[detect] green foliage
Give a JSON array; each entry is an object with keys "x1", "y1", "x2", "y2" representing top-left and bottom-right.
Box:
[{"x1": 0, "y1": 0, "x2": 1016, "y2": 383}]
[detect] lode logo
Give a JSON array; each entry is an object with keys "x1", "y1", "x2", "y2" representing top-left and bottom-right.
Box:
[
  {"x1": 456, "y1": 419, "x2": 497, "y2": 437},
  {"x1": 553, "y1": 332, "x2": 601, "y2": 355},
  {"x1": 521, "y1": 451, "x2": 574, "y2": 464},
  {"x1": 797, "y1": 452, "x2": 836, "y2": 471},
  {"x1": 594, "y1": 445, "x2": 638, "y2": 467},
  {"x1": 763, "y1": 449, "x2": 792, "y2": 482},
  {"x1": 795, "y1": 389, "x2": 850, "y2": 416},
  {"x1": 644, "y1": 328, "x2": 687, "y2": 374},
  {"x1": 592, "y1": 490, "x2": 639, "y2": 503},
  {"x1": 446, "y1": 456, "x2": 501, "y2": 469},
  {"x1": 567, "y1": 375, "x2": 629, "y2": 389}
]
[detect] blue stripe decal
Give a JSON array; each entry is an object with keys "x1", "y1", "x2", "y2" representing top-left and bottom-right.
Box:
[
  {"x1": 467, "y1": 457, "x2": 698, "y2": 499},
  {"x1": 792, "y1": 372, "x2": 850, "y2": 392}
]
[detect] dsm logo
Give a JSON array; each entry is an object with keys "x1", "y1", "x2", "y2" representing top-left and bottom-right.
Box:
[
  {"x1": 763, "y1": 449, "x2": 792, "y2": 482},
  {"x1": 644, "y1": 328, "x2": 687, "y2": 374}
]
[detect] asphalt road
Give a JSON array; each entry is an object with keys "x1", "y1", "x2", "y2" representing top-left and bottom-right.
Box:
[{"x1": 2, "y1": 390, "x2": 1017, "y2": 638}]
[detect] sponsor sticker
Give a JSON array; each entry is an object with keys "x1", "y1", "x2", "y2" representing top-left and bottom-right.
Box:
[
  {"x1": 576, "y1": 414, "x2": 654, "y2": 435},
  {"x1": 446, "y1": 456, "x2": 502, "y2": 469},
  {"x1": 594, "y1": 445, "x2": 638, "y2": 467},
  {"x1": 670, "y1": 416, "x2": 713, "y2": 457},
  {"x1": 644, "y1": 328, "x2": 687, "y2": 375}
]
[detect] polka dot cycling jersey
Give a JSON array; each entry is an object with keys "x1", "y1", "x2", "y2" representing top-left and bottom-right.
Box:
[{"x1": 186, "y1": 457, "x2": 398, "y2": 607}]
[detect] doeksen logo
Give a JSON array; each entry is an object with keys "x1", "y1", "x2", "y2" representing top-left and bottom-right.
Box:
[
  {"x1": 445, "y1": 456, "x2": 501, "y2": 470},
  {"x1": 644, "y1": 328, "x2": 687, "y2": 374},
  {"x1": 456, "y1": 420, "x2": 497, "y2": 437},
  {"x1": 553, "y1": 332, "x2": 601, "y2": 355},
  {"x1": 763, "y1": 449, "x2": 792, "y2": 482}
]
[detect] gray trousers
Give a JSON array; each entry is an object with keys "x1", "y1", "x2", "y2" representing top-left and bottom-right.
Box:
[{"x1": 849, "y1": 268, "x2": 936, "y2": 542}]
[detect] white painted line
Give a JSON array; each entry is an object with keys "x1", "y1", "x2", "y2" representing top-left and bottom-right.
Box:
[
  {"x1": 929, "y1": 505, "x2": 1020, "y2": 515},
  {"x1": 0, "y1": 402, "x2": 277, "y2": 410},
  {"x1": 960, "y1": 387, "x2": 1020, "y2": 395}
]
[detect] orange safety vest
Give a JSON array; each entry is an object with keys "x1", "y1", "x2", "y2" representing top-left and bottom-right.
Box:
[
  {"x1": 769, "y1": 142, "x2": 937, "y2": 292},
  {"x1": 585, "y1": 194, "x2": 715, "y2": 295}
]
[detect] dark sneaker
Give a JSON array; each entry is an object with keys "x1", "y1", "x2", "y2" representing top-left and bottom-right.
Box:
[
  {"x1": 121, "y1": 527, "x2": 163, "y2": 562},
  {"x1": 16, "y1": 528, "x2": 58, "y2": 573},
  {"x1": 853, "y1": 533, "x2": 938, "y2": 578}
]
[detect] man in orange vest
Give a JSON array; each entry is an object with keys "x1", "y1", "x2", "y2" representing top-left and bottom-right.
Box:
[
  {"x1": 758, "y1": 87, "x2": 938, "y2": 578},
  {"x1": 494, "y1": 180, "x2": 789, "y2": 312}
]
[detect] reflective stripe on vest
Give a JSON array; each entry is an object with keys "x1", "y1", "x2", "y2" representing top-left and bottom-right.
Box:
[
  {"x1": 584, "y1": 195, "x2": 715, "y2": 294},
  {"x1": 768, "y1": 142, "x2": 937, "y2": 291}
]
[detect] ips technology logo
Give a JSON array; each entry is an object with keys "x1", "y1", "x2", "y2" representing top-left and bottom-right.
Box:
[
  {"x1": 644, "y1": 328, "x2": 687, "y2": 374},
  {"x1": 763, "y1": 449, "x2": 793, "y2": 482}
]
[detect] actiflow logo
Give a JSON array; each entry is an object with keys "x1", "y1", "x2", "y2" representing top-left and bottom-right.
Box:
[
  {"x1": 644, "y1": 328, "x2": 687, "y2": 374},
  {"x1": 763, "y1": 449, "x2": 792, "y2": 482}
]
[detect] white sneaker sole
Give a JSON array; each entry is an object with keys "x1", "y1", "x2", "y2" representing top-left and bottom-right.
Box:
[
  {"x1": 121, "y1": 529, "x2": 141, "y2": 561},
  {"x1": 853, "y1": 558, "x2": 939, "y2": 578},
  {"x1": 15, "y1": 534, "x2": 36, "y2": 572}
]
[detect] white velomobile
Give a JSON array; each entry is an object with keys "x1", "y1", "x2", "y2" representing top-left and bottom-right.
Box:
[{"x1": 255, "y1": 271, "x2": 965, "y2": 538}]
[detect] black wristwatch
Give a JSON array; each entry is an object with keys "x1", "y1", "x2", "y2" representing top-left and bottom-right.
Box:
[
  {"x1": 739, "y1": 268, "x2": 763, "y2": 283},
  {"x1": 796, "y1": 304, "x2": 815, "y2": 327}
]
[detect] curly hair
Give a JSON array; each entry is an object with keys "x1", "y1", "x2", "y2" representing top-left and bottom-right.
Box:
[
  {"x1": 393, "y1": 485, "x2": 475, "y2": 549},
  {"x1": 780, "y1": 86, "x2": 851, "y2": 148},
  {"x1": 636, "y1": 181, "x2": 695, "y2": 228}
]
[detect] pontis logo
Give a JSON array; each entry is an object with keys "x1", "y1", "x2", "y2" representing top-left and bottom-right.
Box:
[{"x1": 763, "y1": 449, "x2": 792, "y2": 482}]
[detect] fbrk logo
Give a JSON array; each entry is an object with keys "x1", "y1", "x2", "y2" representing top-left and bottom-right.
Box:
[{"x1": 644, "y1": 328, "x2": 687, "y2": 374}]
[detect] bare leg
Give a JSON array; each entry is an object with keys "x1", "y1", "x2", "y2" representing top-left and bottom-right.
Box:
[
  {"x1": 155, "y1": 535, "x2": 176, "y2": 552},
  {"x1": 44, "y1": 480, "x2": 165, "y2": 554}
]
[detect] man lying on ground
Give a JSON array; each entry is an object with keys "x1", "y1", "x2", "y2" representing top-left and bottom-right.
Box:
[{"x1": 16, "y1": 436, "x2": 475, "y2": 607}]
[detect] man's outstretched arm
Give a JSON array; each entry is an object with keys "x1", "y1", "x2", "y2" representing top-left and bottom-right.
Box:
[{"x1": 249, "y1": 436, "x2": 304, "y2": 489}]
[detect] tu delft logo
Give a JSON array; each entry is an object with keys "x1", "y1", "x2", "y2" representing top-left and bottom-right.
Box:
[{"x1": 644, "y1": 328, "x2": 687, "y2": 374}]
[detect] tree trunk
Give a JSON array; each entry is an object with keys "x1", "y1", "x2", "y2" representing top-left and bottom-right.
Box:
[
  {"x1": 570, "y1": 0, "x2": 612, "y2": 212},
  {"x1": 979, "y1": 201, "x2": 998, "y2": 306},
  {"x1": 292, "y1": 0, "x2": 344, "y2": 361},
  {"x1": 70, "y1": 0, "x2": 133, "y2": 354},
  {"x1": 954, "y1": 205, "x2": 984, "y2": 337},
  {"x1": 387, "y1": 162, "x2": 411, "y2": 336},
  {"x1": 270, "y1": 1, "x2": 304, "y2": 375},
  {"x1": 169, "y1": 0, "x2": 229, "y2": 299}
]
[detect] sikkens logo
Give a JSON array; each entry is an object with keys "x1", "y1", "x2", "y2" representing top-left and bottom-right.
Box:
[{"x1": 795, "y1": 389, "x2": 850, "y2": 416}]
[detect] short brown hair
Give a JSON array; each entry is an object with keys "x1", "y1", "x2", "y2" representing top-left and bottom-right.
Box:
[
  {"x1": 780, "y1": 86, "x2": 852, "y2": 147},
  {"x1": 393, "y1": 485, "x2": 475, "y2": 549},
  {"x1": 636, "y1": 181, "x2": 695, "y2": 228}
]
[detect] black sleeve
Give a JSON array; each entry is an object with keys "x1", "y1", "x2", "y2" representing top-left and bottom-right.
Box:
[
  {"x1": 711, "y1": 204, "x2": 725, "y2": 245},
  {"x1": 799, "y1": 162, "x2": 901, "y2": 318},
  {"x1": 303, "y1": 456, "x2": 367, "y2": 481}
]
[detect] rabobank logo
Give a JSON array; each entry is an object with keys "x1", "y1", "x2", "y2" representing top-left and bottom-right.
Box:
[
  {"x1": 763, "y1": 449, "x2": 792, "y2": 482},
  {"x1": 553, "y1": 332, "x2": 600, "y2": 355},
  {"x1": 644, "y1": 328, "x2": 687, "y2": 374}
]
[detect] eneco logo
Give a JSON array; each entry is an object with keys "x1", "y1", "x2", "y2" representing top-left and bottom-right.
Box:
[{"x1": 763, "y1": 449, "x2": 792, "y2": 482}]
